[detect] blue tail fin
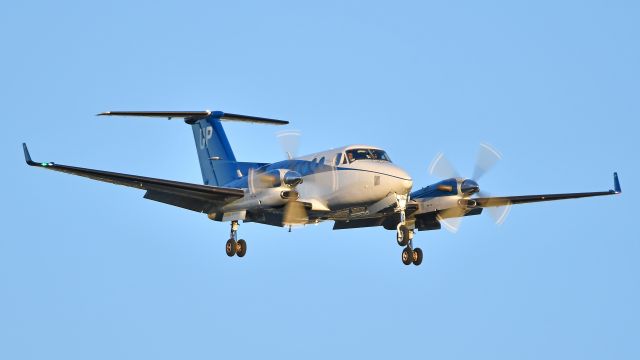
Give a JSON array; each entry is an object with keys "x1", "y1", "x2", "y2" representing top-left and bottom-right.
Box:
[
  {"x1": 190, "y1": 115, "x2": 238, "y2": 186},
  {"x1": 189, "y1": 111, "x2": 287, "y2": 186}
]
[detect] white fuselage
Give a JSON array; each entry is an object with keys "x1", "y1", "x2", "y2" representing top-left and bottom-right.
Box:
[
  {"x1": 222, "y1": 145, "x2": 413, "y2": 221},
  {"x1": 292, "y1": 144, "x2": 413, "y2": 211}
]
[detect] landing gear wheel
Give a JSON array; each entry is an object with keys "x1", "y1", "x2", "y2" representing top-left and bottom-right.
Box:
[
  {"x1": 412, "y1": 247, "x2": 423, "y2": 266},
  {"x1": 236, "y1": 239, "x2": 247, "y2": 257},
  {"x1": 397, "y1": 224, "x2": 410, "y2": 246},
  {"x1": 402, "y1": 247, "x2": 413, "y2": 265},
  {"x1": 226, "y1": 239, "x2": 237, "y2": 257}
]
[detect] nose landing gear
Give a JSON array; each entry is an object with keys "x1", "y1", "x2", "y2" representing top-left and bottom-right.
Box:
[
  {"x1": 398, "y1": 229, "x2": 423, "y2": 266},
  {"x1": 225, "y1": 220, "x2": 247, "y2": 258},
  {"x1": 395, "y1": 194, "x2": 423, "y2": 266}
]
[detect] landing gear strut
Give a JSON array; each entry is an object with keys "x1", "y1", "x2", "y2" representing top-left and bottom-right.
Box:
[
  {"x1": 396, "y1": 224, "x2": 411, "y2": 246},
  {"x1": 395, "y1": 194, "x2": 422, "y2": 266},
  {"x1": 226, "y1": 220, "x2": 247, "y2": 258}
]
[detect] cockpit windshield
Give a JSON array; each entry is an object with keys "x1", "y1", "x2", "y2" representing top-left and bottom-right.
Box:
[{"x1": 345, "y1": 148, "x2": 392, "y2": 163}]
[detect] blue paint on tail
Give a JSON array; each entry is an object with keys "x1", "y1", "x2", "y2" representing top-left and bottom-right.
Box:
[{"x1": 190, "y1": 113, "x2": 263, "y2": 186}]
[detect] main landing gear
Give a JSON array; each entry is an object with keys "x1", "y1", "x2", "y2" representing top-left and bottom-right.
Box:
[{"x1": 225, "y1": 220, "x2": 247, "y2": 258}]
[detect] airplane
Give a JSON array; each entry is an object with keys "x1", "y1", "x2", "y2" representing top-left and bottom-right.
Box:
[{"x1": 22, "y1": 110, "x2": 622, "y2": 266}]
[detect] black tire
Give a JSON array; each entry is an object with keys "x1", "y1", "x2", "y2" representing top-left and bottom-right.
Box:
[
  {"x1": 397, "y1": 225, "x2": 410, "y2": 246},
  {"x1": 226, "y1": 239, "x2": 237, "y2": 257},
  {"x1": 412, "y1": 247, "x2": 423, "y2": 266},
  {"x1": 236, "y1": 239, "x2": 247, "y2": 257},
  {"x1": 402, "y1": 247, "x2": 413, "y2": 265}
]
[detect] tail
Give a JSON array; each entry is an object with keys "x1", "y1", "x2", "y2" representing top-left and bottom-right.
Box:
[{"x1": 98, "y1": 110, "x2": 288, "y2": 186}]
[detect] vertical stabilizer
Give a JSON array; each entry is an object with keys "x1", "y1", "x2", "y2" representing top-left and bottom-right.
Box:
[{"x1": 190, "y1": 115, "x2": 237, "y2": 186}]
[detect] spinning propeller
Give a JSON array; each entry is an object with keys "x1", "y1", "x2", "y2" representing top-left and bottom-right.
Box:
[
  {"x1": 275, "y1": 130, "x2": 309, "y2": 226},
  {"x1": 249, "y1": 130, "x2": 339, "y2": 227},
  {"x1": 429, "y1": 143, "x2": 512, "y2": 233}
]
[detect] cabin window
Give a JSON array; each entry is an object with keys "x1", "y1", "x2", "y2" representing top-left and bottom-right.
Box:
[
  {"x1": 319, "y1": 156, "x2": 325, "y2": 165},
  {"x1": 334, "y1": 153, "x2": 342, "y2": 166}
]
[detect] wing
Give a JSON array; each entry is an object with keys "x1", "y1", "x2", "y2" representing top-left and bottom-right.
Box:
[
  {"x1": 474, "y1": 172, "x2": 621, "y2": 208},
  {"x1": 23, "y1": 143, "x2": 244, "y2": 213}
]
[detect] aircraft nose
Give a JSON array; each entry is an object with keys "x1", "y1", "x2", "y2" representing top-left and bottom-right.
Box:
[
  {"x1": 389, "y1": 165, "x2": 413, "y2": 191},
  {"x1": 402, "y1": 178, "x2": 413, "y2": 191}
]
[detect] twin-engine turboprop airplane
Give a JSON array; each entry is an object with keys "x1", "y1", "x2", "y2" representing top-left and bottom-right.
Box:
[{"x1": 23, "y1": 110, "x2": 622, "y2": 265}]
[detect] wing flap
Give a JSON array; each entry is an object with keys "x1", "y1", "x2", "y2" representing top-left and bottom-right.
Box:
[{"x1": 143, "y1": 190, "x2": 220, "y2": 213}]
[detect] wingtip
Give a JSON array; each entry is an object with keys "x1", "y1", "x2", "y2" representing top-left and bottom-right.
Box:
[
  {"x1": 97, "y1": 111, "x2": 110, "y2": 116},
  {"x1": 22, "y1": 143, "x2": 35, "y2": 165},
  {"x1": 613, "y1": 172, "x2": 621, "y2": 194}
]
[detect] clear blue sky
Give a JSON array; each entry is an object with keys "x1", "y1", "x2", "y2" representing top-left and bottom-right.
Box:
[{"x1": 1, "y1": 1, "x2": 638, "y2": 359}]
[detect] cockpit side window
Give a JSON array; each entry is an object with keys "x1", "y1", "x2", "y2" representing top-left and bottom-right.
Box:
[{"x1": 369, "y1": 149, "x2": 391, "y2": 162}]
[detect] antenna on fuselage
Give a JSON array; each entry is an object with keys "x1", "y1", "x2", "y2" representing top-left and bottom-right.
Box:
[{"x1": 277, "y1": 130, "x2": 301, "y2": 160}]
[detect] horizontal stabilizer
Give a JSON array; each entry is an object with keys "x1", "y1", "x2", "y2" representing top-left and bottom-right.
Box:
[{"x1": 98, "y1": 110, "x2": 288, "y2": 125}]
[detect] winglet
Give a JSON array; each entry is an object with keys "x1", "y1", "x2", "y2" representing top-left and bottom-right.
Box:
[
  {"x1": 22, "y1": 143, "x2": 36, "y2": 165},
  {"x1": 613, "y1": 172, "x2": 621, "y2": 194}
]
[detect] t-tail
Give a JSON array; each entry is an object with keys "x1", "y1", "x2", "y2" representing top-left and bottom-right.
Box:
[{"x1": 98, "y1": 110, "x2": 288, "y2": 186}]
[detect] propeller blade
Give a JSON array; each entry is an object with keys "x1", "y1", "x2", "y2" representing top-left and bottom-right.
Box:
[
  {"x1": 477, "y1": 190, "x2": 512, "y2": 225},
  {"x1": 436, "y1": 207, "x2": 466, "y2": 233},
  {"x1": 331, "y1": 164, "x2": 338, "y2": 192},
  {"x1": 277, "y1": 130, "x2": 301, "y2": 160},
  {"x1": 248, "y1": 168, "x2": 279, "y2": 195},
  {"x1": 488, "y1": 204, "x2": 512, "y2": 225},
  {"x1": 248, "y1": 168, "x2": 257, "y2": 194},
  {"x1": 302, "y1": 158, "x2": 339, "y2": 200},
  {"x1": 429, "y1": 152, "x2": 460, "y2": 179},
  {"x1": 472, "y1": 143, "x2": 502, "y2": 181},
  {"x1": 283, "y1": 200, "x2": 308, "y2": 225}
]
